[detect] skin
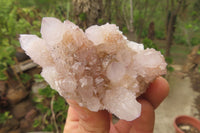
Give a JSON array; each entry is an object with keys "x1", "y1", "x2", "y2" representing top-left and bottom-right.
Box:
[{"x1": 64, "y1": 76, "x2": 169, "y2": 133}]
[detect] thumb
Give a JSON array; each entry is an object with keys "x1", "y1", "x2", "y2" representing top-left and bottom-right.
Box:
[{"x1": 65, "y1": 100, "x2": 110, "y2": 133}]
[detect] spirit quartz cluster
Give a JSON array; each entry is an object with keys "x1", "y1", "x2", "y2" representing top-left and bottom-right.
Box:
[{"x1": 19, "y1": 17, "x2": 167, "y2": 121}]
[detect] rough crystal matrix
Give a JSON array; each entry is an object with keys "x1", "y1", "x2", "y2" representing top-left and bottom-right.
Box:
[{"x1": 19, "y1": 17, "x2": 167, "y2": 121}]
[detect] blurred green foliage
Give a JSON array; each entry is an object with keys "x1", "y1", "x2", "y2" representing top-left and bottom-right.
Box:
[
  {"x1": 165, "y1": 57, "x2": 174, "y2": 72},
  {"x1": 33, "y1": 85, "x2": 68, "y2": 132},
  {"x1": 174, "y1": 35, "x2": 187, "y2": 45},
  {"x1": 20, "y1": 73, "x2": 32, "y2": 84},
  {"x1": 32, "y1": 73, "x2": 68, "y2": 132},
  {"x1": 0, "y1": 111, "x2": 13, "y2": 125},
  {"x1": 79, "y1": 13, "x2": 87, "y2": 21},
  {"x1": 197, "y1": 50, "x2": 200, "y2": 55},
  {"x1": 98, "y1": 18, "x2": 105, "y2": 25},
  {"x1": 38, "y1": 85, "x2": 57, "y2": 98},
  {"x1": 0, "y1": 46, "x2": 15, "y2": 80},
  {"x1": 0, "y1": 72, "x2": 7, "y2": 80},
  {"x1": 0, "y1": 0, "x2": 71, "y2": 80},
  {"x1": 155, "y1": 31, "x2": 165, "y2": 40},
  {"x1": 122, "y1": 26, "x2": 129, "y2": 34},
  {"x1": 0, "y1": 1, "x2": 71, "y2": 130},
  {"x1": 34, "y1": 74, "x2": 44, "y2": 83},
  {"x1": 142, "y1": 38, "x2": 158, "y2": 50}
]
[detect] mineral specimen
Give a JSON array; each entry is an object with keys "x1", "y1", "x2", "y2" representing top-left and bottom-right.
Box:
[{"x1": 19, "y1": 17, "x2": 167, "y2": 121}]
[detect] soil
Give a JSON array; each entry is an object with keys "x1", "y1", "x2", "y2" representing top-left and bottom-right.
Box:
[
  {"x1": 152, "y1": 38, "x2": 200, "y2": 133},
  {"x1": 187, "y1": 54, "x2": 200, "y2": 119},
  {"x1": 0, "y1": 67, "x2": 41, "y2": 133},
  {"x1": 194, "y1": 95, "x2": 200, "y2": 119},
  {"x1": 191, "y1": 72, "x2": 200, "y2": 119},
  {"x1": 158, "y1": 40, "x2": 200, "y2": 120},
  {"x1": 178, "y1": 124, "x2": 200, "y2": 133},
  {"x1": 190, "y1": 72, "x2": 200, "y2": 93}
]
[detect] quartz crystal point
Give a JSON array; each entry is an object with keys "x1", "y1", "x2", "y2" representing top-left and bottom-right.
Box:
[{"x1": 19, "y1": 17, "x2": 167, "y2": 121}]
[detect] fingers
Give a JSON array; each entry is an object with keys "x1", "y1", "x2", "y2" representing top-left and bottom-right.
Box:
[
  {"x1": 143, "y1": 76, "x2": 169, "y2": 109},
  {"x1": 64, "y1": 77, "x2": 169, "y2": 133},
  {"x1": 64, "y1": 100, "x2": 110, "y2": 133},
  {"x1": 111, "y1": 119, "x2": 133, "y2": 133},
  {"x1": 64, "y1": 107, "x2": 79, "y2": 132},
  {"x1": 129, "y1": 99, "x2": 155, "y2": 133},
  {"x1": 113, "y1": 99, "x2": 155, "y2": 133},
  {"x1": 113, "y1": 76, "x2": 169, "y2": 133}
]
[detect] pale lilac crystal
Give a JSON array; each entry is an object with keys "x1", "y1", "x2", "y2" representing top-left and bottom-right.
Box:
[{"x1": 19, "y1": 17, "x2": 167, "y2": 121}]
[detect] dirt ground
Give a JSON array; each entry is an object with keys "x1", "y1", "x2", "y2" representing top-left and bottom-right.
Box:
[
  {"x1": 190, "y1": 71, "x2": 200, "y2": 120},
  {"x1": 153, "y1": 42, "x2": 200, "y2": 133},
  {"x1": 154, "y1": 69, "x2": 199, "y2": 133}
]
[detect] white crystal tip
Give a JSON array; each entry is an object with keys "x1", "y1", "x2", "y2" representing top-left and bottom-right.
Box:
[{"x1": 19, "y1": 34, "x2": 38, "y2": 50}]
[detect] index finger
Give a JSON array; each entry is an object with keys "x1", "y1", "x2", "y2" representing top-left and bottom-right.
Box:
[{"x1": 143, "y1": 76, "x2": 169, "y2": 109}]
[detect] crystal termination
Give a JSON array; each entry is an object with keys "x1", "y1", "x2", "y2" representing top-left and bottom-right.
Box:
[{"x1": 19, "y1": 17, "x2": 167, "y2": 121}]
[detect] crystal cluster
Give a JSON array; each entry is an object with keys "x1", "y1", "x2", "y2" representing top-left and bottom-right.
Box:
[{"x1": 19, "y1": 17, "x2": 167, "y2": 121}]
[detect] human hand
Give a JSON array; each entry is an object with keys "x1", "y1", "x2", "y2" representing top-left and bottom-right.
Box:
[{"x1": 64, "y1": 76, "x2": 169, "y2": 133}]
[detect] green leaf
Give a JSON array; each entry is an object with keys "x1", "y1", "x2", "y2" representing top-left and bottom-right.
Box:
[
  {"x1": 167, "y1": 66, "x2": 174, "y2": 72},
  {"x1": 0, "y1": 46, "x2": 15, "y2": 59},
  {"x1": 36, "y1": 103, "x2": 48, "y2": 113},
  {"x1": 6, "y1": 58, "x2": 15, "y2": 66},
  {"x1": 159, "y1": 49, "x2": 165, "y2": 55},
  {"x1": 33, "y1": 119, "x2": 41, "y2": 128},
  {"x1": 122, "y1": 26, "x2": 128, "y2": 34},
  {"x1": 43, "y1": 124, "x2": 54, "y2": 131},
  {"x1": 165, "y1": 57, "x2": 173, "y2": 64},
  {"x1": 79, "y1": 13, "x2": 86, "y2": 21},
  {"x1": 197, "y1": 50, "x2": 200, "y2": 55},
  {"x1": 155, "y1": 30, "x2": 165, "y2": 39},
  {"x1": 53, "y1": 96, "x2": 67, "y2": 113},
  {"x1": 98, "y1": 18, "x2": 104, "y2": 24},
  {"x1": 16, "y1": 18, "x2": 31, "y2": 34},
  {"x1": 0, "y1": 71, "x2": 7, "y2": 81},
  {"x1": 47, "y1": 109, "x2": 52, "y2": 116},
  {"x1": 20, "y1": 73, "x2": 32, "y2": 84},
  {"x1": 142, "y1": 38, "x2": 158, "y2": 50},
  {"x1": 0, "y1": 62, "x2": 7, "y2": 70},
  {"x1": 0, "y1": 46, "x2": 15, "y2": 71},
  {"x1": 0, "y1": 111, "x2": 12, "y2": 124},
  {"x1": 34, "y1": 74, "x2": 44, "y2": 82},
  {"x1": 33, "y1": 96, "x2": 43, "y2": 103},
  {"x1": 38, "y1": 85, "x2": 57, "y2": 98}
]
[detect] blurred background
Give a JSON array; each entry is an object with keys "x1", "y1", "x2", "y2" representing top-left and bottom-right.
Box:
[{"x1": 0, "y1": 0, "x2": 200, "y2": 132}]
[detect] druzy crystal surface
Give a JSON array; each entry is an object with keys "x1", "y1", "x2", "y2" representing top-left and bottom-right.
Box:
[{"x1": 19, "y1": 17, "x2": 167, "y2": 121}]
